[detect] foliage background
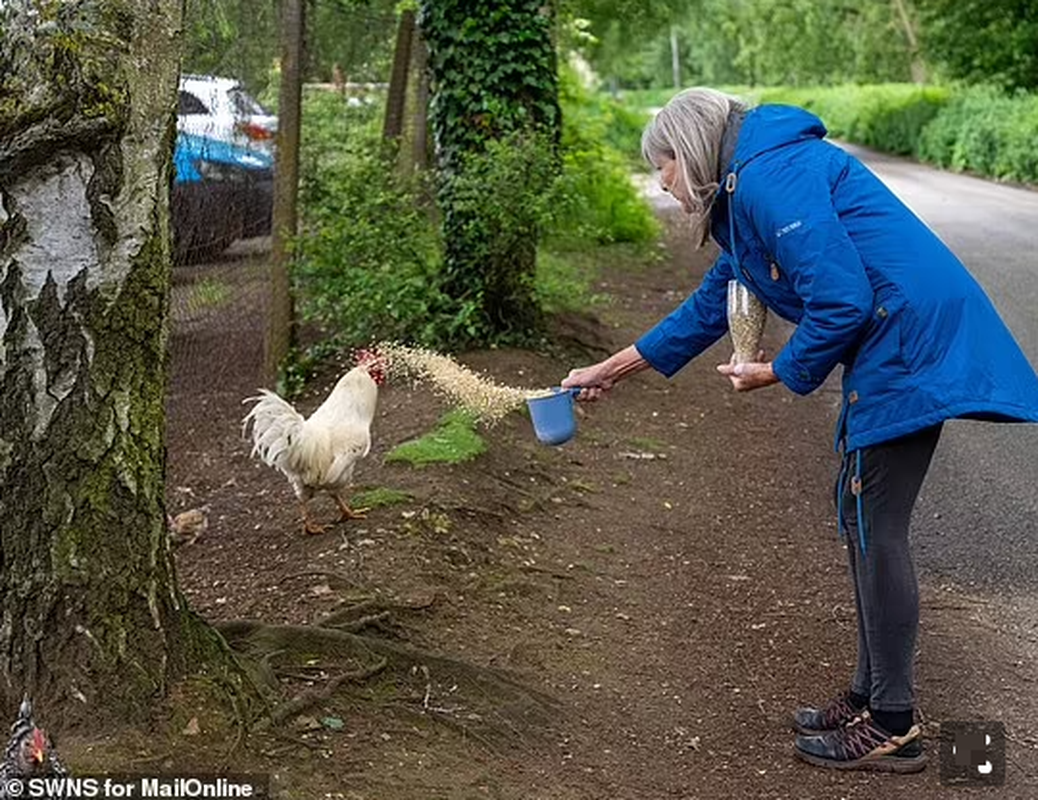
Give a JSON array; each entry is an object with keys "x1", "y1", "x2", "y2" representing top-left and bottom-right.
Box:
[
  {"x1": 173, "y1": 0, "x2": 1038, "y2": 369},
  {"x1": 290, "y1": 68, "x2": 658, "y2": 364}
]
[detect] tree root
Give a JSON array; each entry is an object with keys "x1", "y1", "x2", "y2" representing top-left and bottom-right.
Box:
[
  {"x1": 315, "y1": 595, "x2": 438, "y2": 638},
  {"x1": 319, "y1": 605, "x2": 392, "y2": 630},
  {"x1": 263, "y1": 656, "x2": 388, "y2": 729},
  {"x1": 216, "y1": 619, "x2": 561, "y2": 746}
]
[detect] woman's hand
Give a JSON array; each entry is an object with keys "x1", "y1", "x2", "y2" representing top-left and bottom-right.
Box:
[
  {"x1": 561, "y1": 364, "x2": 610, "y2": 402},
  {"x1": 715, "y1": 355, "x2": 780, "y2": 392},
  {"x1": 561, "y1": 345, "x2": 650, "y2": 402}
]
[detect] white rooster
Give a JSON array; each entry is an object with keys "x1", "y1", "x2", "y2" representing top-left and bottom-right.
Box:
[{"x1": 243, "y1": 350, "x2": 386, "y2": 535}]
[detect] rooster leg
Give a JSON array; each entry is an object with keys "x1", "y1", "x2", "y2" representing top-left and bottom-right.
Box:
[
  {"x1": 300, "y1": 501, "x2": 328, "y2": 535},
  {"x1": 334, "y1": 493, "x2": 369, "y2": 521}
]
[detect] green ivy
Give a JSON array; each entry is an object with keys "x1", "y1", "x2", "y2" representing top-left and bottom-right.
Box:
[
  {"x1": 419, "y1": 0, "x2": 560, "y2": 167},
  {"x1": 418, "y1": 0, "x2": 561, "y2": 345}
]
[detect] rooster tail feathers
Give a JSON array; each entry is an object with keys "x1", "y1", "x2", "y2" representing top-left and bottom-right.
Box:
[{"x1": 242, "y1": 390, "x2": 306, "y2": 471}]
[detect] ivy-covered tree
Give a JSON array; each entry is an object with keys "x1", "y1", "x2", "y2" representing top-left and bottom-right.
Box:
[{"x1": 419, "y1": 0, "x2": 561, "y2": 344}]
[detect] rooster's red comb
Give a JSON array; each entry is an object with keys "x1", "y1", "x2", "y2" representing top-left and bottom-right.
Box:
[
  {"x1": 354, "y1": 347, "x2": 388, "y2": 385},
  {"x1": 355, "y1": 347, "x2": 381, "y2": 365}
]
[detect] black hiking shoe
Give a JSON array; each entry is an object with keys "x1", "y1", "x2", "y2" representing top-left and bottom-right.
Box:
[
  {"x1": 794, "y1": 711, "x2": 927, "y2": 773},
  {"x1": 792, "y1": 690, "x2": 866, "y2": 735}
]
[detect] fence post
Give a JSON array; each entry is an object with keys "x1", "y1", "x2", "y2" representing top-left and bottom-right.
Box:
[
  {"x1": 268, "y1": 0, "x2": 304, "y2": 384},
  {"x1": 412, "y1": 30, "x2": 431, "y2": 174},
  {"x1": 383, "y1": 9, "x2": 416, "y2": 146}
]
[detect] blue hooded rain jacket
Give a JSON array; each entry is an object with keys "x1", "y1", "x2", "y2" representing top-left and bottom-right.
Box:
[{"x1": 636, "y1": 105, "x2": 1038, "y2": 453}]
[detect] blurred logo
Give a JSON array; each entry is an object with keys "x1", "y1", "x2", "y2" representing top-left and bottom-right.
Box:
[{"x1": 939, "y1": 720, "x2": 1006, "y2": 786}]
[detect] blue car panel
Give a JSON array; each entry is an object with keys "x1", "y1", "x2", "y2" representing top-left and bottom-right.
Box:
[{"x1": 171, "y1": 132, "x2": 274, "y2": 263}]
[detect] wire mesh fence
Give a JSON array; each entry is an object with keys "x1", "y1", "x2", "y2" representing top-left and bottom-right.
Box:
[{"x1": 168, "y1": 0, "x2": 416, "y2": 401}]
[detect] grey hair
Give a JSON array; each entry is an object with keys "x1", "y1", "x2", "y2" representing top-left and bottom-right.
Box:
[{"x1": 642, "y1": 87, "x2": 748, "y2": 219}]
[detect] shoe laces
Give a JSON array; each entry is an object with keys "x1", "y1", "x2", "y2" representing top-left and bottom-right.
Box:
[
  {"x1": 821, "y1": 692, "x2": 861, "y2": 729},
  {"x1": 833, "y1": 713, "x2": 895, "y2": 760}
]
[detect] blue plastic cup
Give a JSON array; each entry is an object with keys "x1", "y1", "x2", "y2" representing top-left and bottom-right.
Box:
[{"x1": 527, "y1": 387, "x2": 581, "y2": 446}]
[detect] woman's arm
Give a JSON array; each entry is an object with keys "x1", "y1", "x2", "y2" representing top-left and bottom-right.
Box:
[
  {"x1": 561, "y1": 344, "x2": 650, "y2": 401},
  {"x1": 561, "y1": 253, "x2": 734, "y2": 400}
]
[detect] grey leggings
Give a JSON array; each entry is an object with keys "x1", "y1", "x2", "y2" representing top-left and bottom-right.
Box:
[{"x1": 838, "y1": 424, "x2": 943, "y2": 713}]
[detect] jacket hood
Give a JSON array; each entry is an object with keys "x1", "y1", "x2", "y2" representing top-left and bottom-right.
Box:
[{"x1": 725, "y1": 105, "x2": 828, "y2": 175}]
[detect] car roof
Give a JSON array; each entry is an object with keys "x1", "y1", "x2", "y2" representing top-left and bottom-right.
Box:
[{"x1": 180, "y1": 74, "x2": 242, "y2": 91}]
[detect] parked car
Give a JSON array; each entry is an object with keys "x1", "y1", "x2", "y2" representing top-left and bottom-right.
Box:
[
  {"x1": 171, "y1": 132, "x2": 274, "y2": 264},
  {"x1": 178, "y1": 74, "x2": 278, "y2": 154},
  {"x1": 172, "y1": 74, "x2": 277, "y2": 263}
]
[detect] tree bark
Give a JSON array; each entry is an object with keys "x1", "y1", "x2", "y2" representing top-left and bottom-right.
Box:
[
  {"x1": 0, "y1": 0, "x2": 229, "y2": 726},
  {"x1": 892, "y1": 0, "x2": 928, "y2": 83}
]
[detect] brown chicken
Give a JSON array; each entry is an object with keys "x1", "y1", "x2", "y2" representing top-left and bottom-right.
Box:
[
  {"x1": 243, "y1": 351, "x2": 386, "y2": 535},
  {"x1": 167, "y1": 506, "x2": 209, "y2": 547}
]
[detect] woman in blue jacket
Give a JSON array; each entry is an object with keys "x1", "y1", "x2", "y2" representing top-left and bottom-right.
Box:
[{"x1": 562, "y1": 88, "x2": 1038, "y2": 773}]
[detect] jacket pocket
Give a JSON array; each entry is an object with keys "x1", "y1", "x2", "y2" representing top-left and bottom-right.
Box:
[{"x1": 848, "y1": 286, "x2": 912, "y2": 378}]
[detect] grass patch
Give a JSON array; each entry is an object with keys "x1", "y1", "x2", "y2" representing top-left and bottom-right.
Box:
[
  {"x1": 384, "y1": 410, "x2": 487, "y2": 467},
  {"x1": 349, "y1": 487, "x2": 414, "y2": 510},
  {"x1": 186, "y1": 278, "x2": 231, "y2": 312},
  {"x1": 537, "y1": 241, "x2": 660, "y2": 316}
]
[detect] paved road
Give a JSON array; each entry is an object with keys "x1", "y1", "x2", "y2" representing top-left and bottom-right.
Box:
[{"x1": 840, "y1": 144, "x2": 1038, "y2": 595}]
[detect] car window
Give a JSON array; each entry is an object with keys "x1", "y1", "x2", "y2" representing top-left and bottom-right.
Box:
[
  {"x1": 229, "y1": 89, "x2": 268, "y2": 117},
  {"x1": 178, "y1": 91, "x2": 209, "y2": 115}
]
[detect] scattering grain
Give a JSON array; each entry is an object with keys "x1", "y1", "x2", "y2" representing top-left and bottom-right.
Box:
[
  {"x1": 377, "y1": 342, "x2": 551, "y2": 425},
  {"x1": 726, "y1": 280, "x2": 768, "y2": 364}
]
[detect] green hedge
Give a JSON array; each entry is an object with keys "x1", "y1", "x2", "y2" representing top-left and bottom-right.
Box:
[
  {"x1": 917, "y1": 87, "x2": 1038, "y2": 184},
  {"x1": 622, "y1": 83, "x2": 1038, "y2": 186},
  {"x1": 750, "y1": 84, "x2": 949, "y2": 156}
]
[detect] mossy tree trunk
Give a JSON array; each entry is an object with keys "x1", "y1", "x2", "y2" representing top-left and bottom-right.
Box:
[{"x1": 0, "y1": 0, "x2": 231, "y2": 726}]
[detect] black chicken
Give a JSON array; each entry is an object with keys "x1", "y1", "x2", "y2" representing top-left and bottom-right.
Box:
[{"x1": 0, "y1": 697, "x2": 66, "y2": 798}]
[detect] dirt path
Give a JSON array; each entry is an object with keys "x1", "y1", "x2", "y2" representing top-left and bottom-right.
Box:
[{"x1": 161, "y1": 211, "x2": 1038, "y2": 799}]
